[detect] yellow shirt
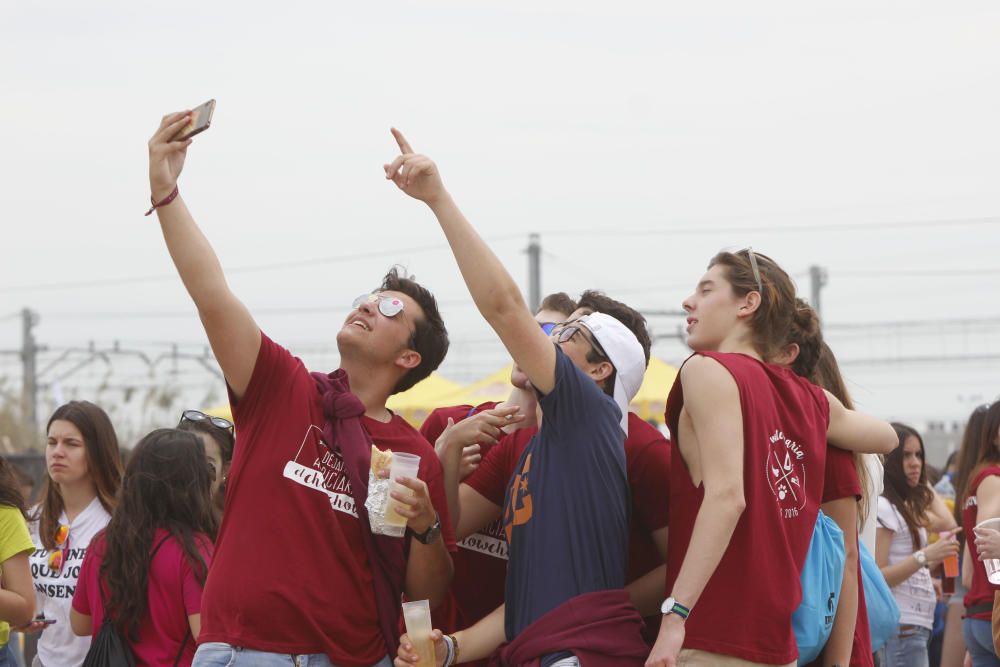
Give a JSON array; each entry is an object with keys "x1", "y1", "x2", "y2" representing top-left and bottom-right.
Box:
[{"x1": 0, "y1": 505, "x2": 35, "y2": 646}]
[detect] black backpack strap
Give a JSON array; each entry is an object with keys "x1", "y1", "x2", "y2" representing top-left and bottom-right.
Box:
[
  {"x1": 149, "y1": 533, "x2": 172, "y2": 559},
  {"x1": 173, "y1": 630, "x2": 190, "y2": 667}
]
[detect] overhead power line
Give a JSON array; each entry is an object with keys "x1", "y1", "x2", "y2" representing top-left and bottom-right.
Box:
[
  {"x1": 0, "y1": 235, "x2": 524, "y2": 294},
  {"x1": 550, "y1": 215, "x2": 1000, "y2": 238},
  {"x1": 835, "y1": 268, "x2": 1000, "y2": 277}
]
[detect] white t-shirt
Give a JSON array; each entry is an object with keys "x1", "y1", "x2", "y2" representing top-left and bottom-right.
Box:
[
  {"x1": 861, "y1": 454, "x2": 884, "y2": 555},
  {"x1": 29, "y1": 496, "x2": 111, "y2": 667},
  {"x1": 876, "y1": 495, "x2": 935, "y2": 629}
]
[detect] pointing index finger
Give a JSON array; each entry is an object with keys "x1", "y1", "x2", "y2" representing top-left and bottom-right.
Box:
[{"x1": 391, "y1": 127, "x2": 414, "y2": 154}]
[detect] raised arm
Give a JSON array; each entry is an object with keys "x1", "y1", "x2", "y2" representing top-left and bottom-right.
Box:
[
  {"x1": 648, "y1": 356, "x2": 745, "y2": 667},
  {"x1": 825, "y1": 391, "x2": 897, "y2": 455},
  {"x1": 384, "y1": 130, "x2": 558, "y2": 394},
  {"x1": 148, "y1": 112, "x2": 261, "y2": 398}
]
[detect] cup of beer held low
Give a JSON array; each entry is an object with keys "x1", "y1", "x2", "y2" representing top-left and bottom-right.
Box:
[
  {"x1": 402, "y1": 599, "x2": 436, "y2": 665},
  {"x1": 384, "y1": 452, "x2": 421, "y2": 536},
  {"x1": 976, "y1": 518, "x2": 1000, "y2": 585}
]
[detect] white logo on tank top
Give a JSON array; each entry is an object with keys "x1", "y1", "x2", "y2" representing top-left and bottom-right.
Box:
[{"x1": 766, "y1": 429, "x2": 807, "y2": 518}]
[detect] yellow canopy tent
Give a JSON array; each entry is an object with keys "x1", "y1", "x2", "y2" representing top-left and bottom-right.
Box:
[
  {"x1": 203, "y1": 357, "x2": 678, "y2": 430},
  {"x1": 386, "y1": 373, "x2": 465, "y2": 427},
  {"x1": 446, "y1": 364, "x2": 515, "y2": 408},
  {"x1": 629, "y1": 357, "x2": 679, "y2": 424},
  {"x1": 203, "y1": 373, "x2": 464, "y2": 429},
  {"x1": 204, "y1": 404, "x2": 233, "y2": 422}
]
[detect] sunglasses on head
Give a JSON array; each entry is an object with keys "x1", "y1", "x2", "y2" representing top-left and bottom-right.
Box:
[
  {"x1": 48, "y1": 524, "x2": 69, "y2": 574},
  {"x1": 352, "y1": 293, "x2": 405, "y2": 318},
  {"x1": 746, "y1": 246, "x2": 763, "y2": 294},
  {"x1": 180, "y1": 409, "x2": 234, "y2": 433}
]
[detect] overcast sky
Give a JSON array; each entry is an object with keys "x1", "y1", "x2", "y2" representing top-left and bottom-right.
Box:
[{"x1": 2, "y1": 1, "x2": 998, "y2": 438}]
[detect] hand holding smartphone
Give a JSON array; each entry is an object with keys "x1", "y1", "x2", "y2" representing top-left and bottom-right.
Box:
[{"x1": 172, "y1": 99, "x2": 216, "y2": 141}]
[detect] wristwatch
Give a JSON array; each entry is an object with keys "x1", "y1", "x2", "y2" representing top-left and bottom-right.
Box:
[
  {"x1": 410, "y1": 513, "x2": 442, "y2": 545},
  {"x1": 914, "y1": 550, "x2": 927, "y2": 567},
  {"x1": 660, "y1": 596, "x2": 691, "y2": 620}
]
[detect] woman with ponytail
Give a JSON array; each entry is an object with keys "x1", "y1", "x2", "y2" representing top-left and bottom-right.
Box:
[{"x1": 777, "y1": 300, "x2": 875, "y2": 667}]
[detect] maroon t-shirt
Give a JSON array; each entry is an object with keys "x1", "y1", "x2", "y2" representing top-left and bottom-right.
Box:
[
  {"x1": 418, "y1": 401, "x2": 503, "y2": 661},
  {"x1": 808, "y1": 447, "x2": 872, "y2": 667},
  {"x1": 963, "y1": 465, "x2": 1000, "y2": 619},
  {"x1": 420, "y1": 403, "x2": 500, "y2": 447},
  {"x1": 462, "y1": 413, "x2": 671, "y2": 647},
  {"x1": 665, "y1": 352, "x2": 829, "y2": 665},
  {"x1": 198, "y1": 334, "x2": 456, "y2": 666}
]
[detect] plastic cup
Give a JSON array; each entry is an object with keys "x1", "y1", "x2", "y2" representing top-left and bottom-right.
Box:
[
  {"x1": 402, "y1": 599, "x2": 435, "y2": 665},
  {"x1": 976, "y1": 518, "x2": 1000, "y2": 584},
  {"x1": 384, "y1": 453, "x2": 421, "y2": 531}
]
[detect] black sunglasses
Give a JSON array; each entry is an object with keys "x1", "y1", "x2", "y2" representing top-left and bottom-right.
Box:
[
  {"x1": 554, "y1": 324, "x2": 609, "y2": 361},
  {"x1": 180, "y1": 409, "x2": 234, "y2": 433}
]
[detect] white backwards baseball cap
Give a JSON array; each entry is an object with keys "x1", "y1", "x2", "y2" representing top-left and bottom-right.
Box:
[{"x1": 577, "y1": 312, "x2": 646, "y2": 435}]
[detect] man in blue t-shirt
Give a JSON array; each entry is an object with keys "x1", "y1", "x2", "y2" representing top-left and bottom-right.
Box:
[{"x1": 387, "y1": 130, "x2": 651, "y2": 666}]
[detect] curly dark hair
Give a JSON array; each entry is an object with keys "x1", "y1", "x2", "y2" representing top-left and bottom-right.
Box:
[
  {"x1": 575, "y1": 290, "x2": 651, "y2": 366},
  {"x1": 99, "y1": 429, "x2": 218, "y2": 640},
  {"x1": 379, "y1": 267, "x2": 449, "y2": 394}
]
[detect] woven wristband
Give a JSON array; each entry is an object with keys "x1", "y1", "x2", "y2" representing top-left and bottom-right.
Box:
[
  {"x1": 442, "y1": 634, "x2": 455, "y2": 666},
  {"x1": 145, "y1": 185, "x2": 179, "y2": 216}
]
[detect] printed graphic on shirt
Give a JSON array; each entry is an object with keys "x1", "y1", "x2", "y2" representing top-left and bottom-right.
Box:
[
  {"x1": 766, "y1": 429, "x2": 807, "y2": 518},
  {"x1": 30, "y1": 547, "x2": 86, "y2": 600},
  {"x1": 282, "y1": 424, "x2": 358, "y2": 517},
  {"x1": 504, "y1": 453, "x2": 533, "y2": 543},
  {"x1": 965, "y1": 495, "x2": 978, "y2": 511},
  {"x1": 458, "y1": 518, "x2": 509, "y2": 560}
]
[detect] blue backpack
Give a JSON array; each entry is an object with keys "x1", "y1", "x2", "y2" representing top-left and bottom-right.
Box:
[
  {"x1": 794, "y1": 510, "x2": 847, "y2": 665},
  {"x1": 859, "y1": 540, "x2": 901, "y2": 652}
]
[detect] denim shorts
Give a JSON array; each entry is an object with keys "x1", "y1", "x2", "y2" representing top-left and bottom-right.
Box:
[
  {"x1": 878, "y1": 625, "x2": 931, "y2": 667},
  {"x1": 193, "y1": 643, "x2": 392, "y2": 667}
]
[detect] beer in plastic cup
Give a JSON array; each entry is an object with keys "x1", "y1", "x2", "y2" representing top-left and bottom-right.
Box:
[
  {"x1": 385, "y1": 453, "x2": 421, "y2": 531},
  {"x1": 402, "y1": 599, "x2": 436, "y2": 665},
  {"x1": 975, "y1": 518, "x2": 1000, "y2": 585}
]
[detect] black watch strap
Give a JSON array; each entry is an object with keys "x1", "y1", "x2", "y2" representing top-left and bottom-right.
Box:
[{"x1": 410, "y1": 513, "x2": 442, "y2": 544}]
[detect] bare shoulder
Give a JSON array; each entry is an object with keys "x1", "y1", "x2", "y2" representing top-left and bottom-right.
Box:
[
  {"x1": 978, "y1": 474, "x2": 1000, "y2": 494},
  {"x1": 822, "y1": 388, "x2": 843, "y2": 413},
  {"x1": 680, "y1": 354, "x2": 736, "y2": 394}
]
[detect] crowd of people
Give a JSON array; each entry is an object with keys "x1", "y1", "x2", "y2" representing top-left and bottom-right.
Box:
[{"x1": 0, "y1": 111, "x2": 996, "y2": 667}]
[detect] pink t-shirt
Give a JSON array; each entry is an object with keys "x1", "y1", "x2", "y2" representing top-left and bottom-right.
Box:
[{"x1": 72, "y1": 528, "x2": 213, "y2": 667}]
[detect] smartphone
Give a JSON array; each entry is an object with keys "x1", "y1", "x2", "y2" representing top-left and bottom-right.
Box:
[{"x1": 173, "y1": 99, "x2": 216, "y2": 141}]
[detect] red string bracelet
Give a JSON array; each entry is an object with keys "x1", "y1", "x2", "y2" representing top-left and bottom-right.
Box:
[{"x1": 144, "y1": 185, "x2": 179, "y2": 216}]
